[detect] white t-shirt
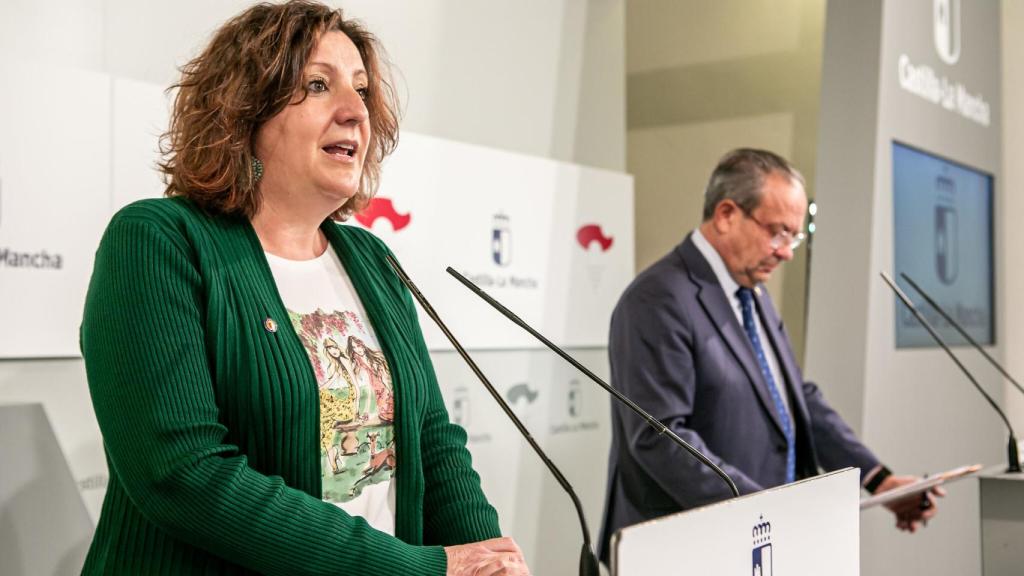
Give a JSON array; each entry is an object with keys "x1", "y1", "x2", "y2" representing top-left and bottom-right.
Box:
[{"x1": 266, "y1": 248, "x2": 397, "y2": 536}]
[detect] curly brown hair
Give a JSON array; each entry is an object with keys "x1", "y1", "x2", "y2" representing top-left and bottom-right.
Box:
[{"x1": 159, "y1": 0, "x2": 400, "y2": 220}]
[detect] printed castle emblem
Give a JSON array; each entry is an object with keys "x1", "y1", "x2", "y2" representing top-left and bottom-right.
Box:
[{"x1": 752, "y1": 514, "x2": 773, "y2": 576}]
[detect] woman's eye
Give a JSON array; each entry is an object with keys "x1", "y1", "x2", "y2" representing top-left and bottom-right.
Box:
[
  {"x1": 356, "y1": 87, "x2": 369, "y2": 101},
  {"x1": 308, "y1": 78, "x2": 329, "y2": 93}
]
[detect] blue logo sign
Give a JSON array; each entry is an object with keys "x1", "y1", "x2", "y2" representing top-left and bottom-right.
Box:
[
  {"x1": 491, "y1": 213, "x2": 512, "y2": 267},
  {"x1": 752, "y1": 515, "x2": 773, "y2": 576}
]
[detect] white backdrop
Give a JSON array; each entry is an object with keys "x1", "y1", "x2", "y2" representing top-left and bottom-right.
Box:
[
  {"x1": 0, "y1": 65, "x2": 633, "y2": 575},
  {"x1": 0, "y1": 63, "x2": 111, "y2": 359},
  {"x1": 0, "y1": 69, "x2": 633, "y2": 357}
]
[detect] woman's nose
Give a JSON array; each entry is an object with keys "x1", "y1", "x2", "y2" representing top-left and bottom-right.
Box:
[{"x1": 335, "y1": 87, "x2": 369, "y2": 125}]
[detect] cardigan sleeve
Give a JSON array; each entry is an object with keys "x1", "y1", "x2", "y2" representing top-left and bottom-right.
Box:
[
  {"x1": 415, "y1": 339, "x2": 503, "y2": 545},
  {"x1": 387, "y1": 262, "x2": 503, "y2": 545},
  {"x1": 81, "y1": 211, "x2": 448, "y2": 576}
]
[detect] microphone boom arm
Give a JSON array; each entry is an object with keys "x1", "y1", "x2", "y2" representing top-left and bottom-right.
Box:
[
  {"x1": 385, "y1": 255, "x2": 600, "y2": 576},
  {"x1": 899, "y1": 272, "x2": 1024, "y2": 397},
  {"x1": 446, "y1": 266, "x2": 740, "y2": 498},
  {"x1": 881, "y1": 272, "x2": 1020, "y2": 472}
]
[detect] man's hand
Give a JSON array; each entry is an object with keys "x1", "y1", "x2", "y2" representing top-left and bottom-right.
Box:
[
  {"x1": 877, "y1": 475, "x2": 946, "y2": 533},
  {"x1": 445, "y1": 536, "x2": 531, "y2": 575}
]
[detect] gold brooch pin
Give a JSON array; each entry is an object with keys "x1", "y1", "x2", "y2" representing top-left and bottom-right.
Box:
[{"x1": 264, "y1": 318, "x2": 278, "y2": 333}]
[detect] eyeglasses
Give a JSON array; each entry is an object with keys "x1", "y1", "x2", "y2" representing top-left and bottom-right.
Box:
[{"x1": 743, "y1": 210, "x2": 806, "y2": 251}]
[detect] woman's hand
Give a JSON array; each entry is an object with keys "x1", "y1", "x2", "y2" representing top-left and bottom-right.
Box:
[{"x1": 445, "y1": 537, "x2": 530, "y2": 575}]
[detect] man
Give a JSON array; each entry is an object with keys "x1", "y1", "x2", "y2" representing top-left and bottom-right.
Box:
[{"x1": 597, "y1": 149, "x2": 939, "y2": 564}]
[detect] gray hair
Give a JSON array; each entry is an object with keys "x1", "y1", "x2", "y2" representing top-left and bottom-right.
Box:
[{"x1": 701, "y1": 148, "x2": 805, "y2": 221}]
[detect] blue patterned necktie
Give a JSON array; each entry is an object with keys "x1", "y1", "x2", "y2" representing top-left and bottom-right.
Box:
[{"x1": 736, "y1": 287, "x2": 796, "y2": 484}]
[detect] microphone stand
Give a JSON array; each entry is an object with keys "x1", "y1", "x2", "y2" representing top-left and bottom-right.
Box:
[
  {"x1": 899, "y1": 272, "x2": 1024, "y2": 397},
  {"x1": 881, "y1": 272, "x2": 1021, "y2": 472},
  {"x1": 446, "y1": 266, "x2": 741, "y2": 498},
  {"x1": 384, "y1": 255, "x2": 600, "y2": 576}
]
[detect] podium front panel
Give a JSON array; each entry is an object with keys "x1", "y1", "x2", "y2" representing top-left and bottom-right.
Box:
[
  {"x1": 979, "y1": 472, "x2": 1024, "y2": 575},
  {"x1": 611, "y1": 468, "x2": 859, "y2": 575}
]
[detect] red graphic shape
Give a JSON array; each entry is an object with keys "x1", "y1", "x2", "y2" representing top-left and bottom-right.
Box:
[
  {"x1": 354, "y1": 197, "x2": 411, "y2": 232},
  {"x1": 576, "y1": 224, "x2": 613, "y2": 252}
]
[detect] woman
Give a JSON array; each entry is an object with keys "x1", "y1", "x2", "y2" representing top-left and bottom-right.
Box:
[{"x1": 80, "y1": 2, "x2": 528, "y2": 574}]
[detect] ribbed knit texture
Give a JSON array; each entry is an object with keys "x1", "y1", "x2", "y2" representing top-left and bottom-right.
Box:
[{"x1": 80, "y1": 197, "x2": 500, "y2": 575}]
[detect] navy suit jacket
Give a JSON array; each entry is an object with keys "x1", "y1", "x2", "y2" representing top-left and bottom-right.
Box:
[{"x1": 597, "y1": 235, "x2": 879, "y2": 564}]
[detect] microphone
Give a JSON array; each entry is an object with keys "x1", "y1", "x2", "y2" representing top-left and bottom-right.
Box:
[
  {"x1": 880, "y1": 272, "x2": 1021, "y2": 472},
  {"x1": 445, "y1": 266, "x2": 741, "y2": 498},
  {"x1": 384, "y1": 255, "x2": 600, "y2": 576},
  {"x1": 899, "y1": 272, "x2": 1024, "y2": 397}
]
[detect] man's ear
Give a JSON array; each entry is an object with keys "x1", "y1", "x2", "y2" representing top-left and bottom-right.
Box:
[{"x1": 713, "y1": 200, "x2": 739, "y2": 234}]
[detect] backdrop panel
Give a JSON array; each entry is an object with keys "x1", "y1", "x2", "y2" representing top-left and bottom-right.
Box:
[
  {"x1": 0, "y1": 63, "x2": 111, "y2": 359},
  {"x1": 2, "y1": 71, "x2": 633, "y2": 357},
  {"x1": 353, "y1": 131, "x2": 633, "y2": 350},
  {"x1": 0, "y1": 72, "x2": 632, "y2": 576}
]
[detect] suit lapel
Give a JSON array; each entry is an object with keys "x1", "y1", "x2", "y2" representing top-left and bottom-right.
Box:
[{"x1": 678, "y1": 237, "x2": 787, "y2": 437}]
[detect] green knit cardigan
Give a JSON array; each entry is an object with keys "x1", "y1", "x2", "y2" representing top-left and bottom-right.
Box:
[{"x1": 80, "y1": 197, "x2": 500, "y2": 575}]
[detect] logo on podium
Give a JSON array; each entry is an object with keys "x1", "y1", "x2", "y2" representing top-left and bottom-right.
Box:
[{"x1": 752, "y1": 515, "x2": 773, "y2": 576}]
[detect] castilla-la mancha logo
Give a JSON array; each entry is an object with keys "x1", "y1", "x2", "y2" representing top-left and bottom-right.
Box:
[
  {"x1": 354, "y1": 197, "x2": 411, "y2": 232},
  {"x1": 0, "y1": 179, "x2": 65, "y2": 271},
  {"x1": 491, "y1": 213, "x2": 512, "y2": 267},
  {"x1": 934, "y1": 175, "x2": 958, "y2": 285},
  {"x1": 934, "y1": 0, "x2": 961, "y2": 65},
  {"x1": 752, "y1": 515, "x2": 773, "y2": 576},
  {"x1": 576, "y1": 223, "x2": 614, "y2": 252},
  {"x1": 451, "y1": 386, "x2": 470, "y2": 427}
]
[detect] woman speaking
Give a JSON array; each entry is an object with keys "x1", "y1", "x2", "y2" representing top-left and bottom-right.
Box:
[{"x1": 80, "y1": 2, "x2": 528, "y2": 574}]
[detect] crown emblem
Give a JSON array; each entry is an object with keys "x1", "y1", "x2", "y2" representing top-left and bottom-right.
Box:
[{"x1": 752, "y1": 515, "x2": 772, "y2": 546}]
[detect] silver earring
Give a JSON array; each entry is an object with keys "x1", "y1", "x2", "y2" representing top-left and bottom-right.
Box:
[{"x1": 252, "y1": 157, "x2": 264, "y2": 182}]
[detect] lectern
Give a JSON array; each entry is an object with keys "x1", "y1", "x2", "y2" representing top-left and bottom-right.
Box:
[
  {"x1": 979, "y1": 469, "x2": 1024, "y2": 575},
  {"x1": 611, "y1": 468, "x2": 860, "y2": 575}
]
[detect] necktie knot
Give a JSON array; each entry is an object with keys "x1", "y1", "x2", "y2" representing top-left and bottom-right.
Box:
[{"x1": 736, "y1": 287, "x2": 754, "y2": 311}]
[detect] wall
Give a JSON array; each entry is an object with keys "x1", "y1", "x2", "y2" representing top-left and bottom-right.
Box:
[
  {"x1": 93, "y1": 0, "x2": 625, "y2": 172},
  {"x1": 627, "y1": 112, "x2": 795, "y2": 301},
  {"x1": 1003, "y1": 0, "x2": 1024, "y2": 429},
  {"x1": 626, "y1": 0, "x2": 826, "y2": 362},
  {"x1": 808, "y1": 1, "x2": 1007, "y2": 574}
]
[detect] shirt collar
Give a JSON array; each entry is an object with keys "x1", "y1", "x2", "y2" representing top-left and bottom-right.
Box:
[{"x1": 691, "y1": 227, "x2": 742, "y2": 298}]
